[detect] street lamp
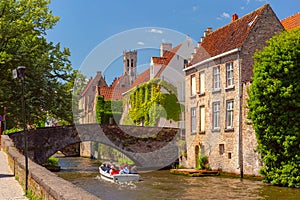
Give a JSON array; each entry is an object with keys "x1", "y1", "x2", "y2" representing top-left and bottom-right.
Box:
[{"x1": 13, "y1": 66, "x2": 28, "y2": 193}]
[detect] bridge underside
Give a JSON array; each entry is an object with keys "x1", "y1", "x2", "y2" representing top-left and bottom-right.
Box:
[{"x1": 9, "y1": 124, "x2": 181, "y2": 170}]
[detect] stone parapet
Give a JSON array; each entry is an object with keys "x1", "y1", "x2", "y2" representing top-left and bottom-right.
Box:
[{"x1": 1, "y1": 135, "x2": 99, "y2": 200}]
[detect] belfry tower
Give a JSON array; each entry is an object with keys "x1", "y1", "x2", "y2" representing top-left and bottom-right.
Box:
[{"x1": 123, "y1": 50, "x2": 137, "y2": 85}]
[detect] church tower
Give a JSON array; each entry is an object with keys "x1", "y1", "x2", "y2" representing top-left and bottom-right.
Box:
[{"x1": 123, "y1": 50, "x2": 137, "y2": 85}]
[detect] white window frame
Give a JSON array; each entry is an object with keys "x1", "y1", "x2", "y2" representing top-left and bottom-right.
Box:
[
  {"x1": 212, "y1": 101, "x2": 220, "y2": 130},
  {"x1": 199, "y1": 71, "x2": 205, "y2": 94},
  {"x1": 191, "y1": 107, "x2": 196, "y2": 133},
  {"x1": 226, "y1": 100, "x2": 234, "y2": 129},
  {"x1": 226, "y1": 62, "x2": 234, "y2": 87},
  {"x1": 199, "y1": 106, "x2": 205, "y2": 132},
  {"x1": 191, "y1": 74, "x2": 196, "y2": 96},
  {"x1": 213, "y1": 66, "x2": 220, "y2": 91}
]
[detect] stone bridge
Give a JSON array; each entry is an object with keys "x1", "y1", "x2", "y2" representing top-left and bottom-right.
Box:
[{"x1": 9, "y1": 124, "x2": 180, "y2": 169}]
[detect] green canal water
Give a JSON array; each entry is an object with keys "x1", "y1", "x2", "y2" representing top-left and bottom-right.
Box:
[{"x1": 55, "y1": 157, "x2": 300, "y2": 200}]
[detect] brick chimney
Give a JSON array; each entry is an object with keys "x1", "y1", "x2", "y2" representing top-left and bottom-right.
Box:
[
  {"x1": 203, "y1": 27, "x2": 213, "y2": 37},
  {"x1": 232, "y1": 14, "x2": 238, "y2": 22},
  {"x1": 160, "y1": 43, "x2": 172, "y2": 57}
]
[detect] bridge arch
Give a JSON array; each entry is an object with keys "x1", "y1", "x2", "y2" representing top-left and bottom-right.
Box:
[{"x1": 9, "y1": 124, "x2": 180, "y2": 169}]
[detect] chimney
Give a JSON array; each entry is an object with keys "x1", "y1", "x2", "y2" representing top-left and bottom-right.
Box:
[
  {"x1": 232, "y1": 14, "x2": 238, "y2": 22},
  {"x1": 160, "y1": 43, "x2": 172, "y2": 57},
  {"x1": 203, "y1": 27, "x2": 213, "y2": 37}
]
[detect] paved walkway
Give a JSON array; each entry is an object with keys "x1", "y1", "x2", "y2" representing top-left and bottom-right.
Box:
[{"x1": 0, "y1": 150, "x2": 28, "y2": 200}]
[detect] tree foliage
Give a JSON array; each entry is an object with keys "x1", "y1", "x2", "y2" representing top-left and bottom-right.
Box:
[
  {"x1": 247, "y1": 28, "x2": 300, "y2": 187},
  {"x1": 96, "y1": 95, "x2": 123, "y2": 124},
  {"x1": 0, "y1": 0, "x2": 77, "y2": 128}
]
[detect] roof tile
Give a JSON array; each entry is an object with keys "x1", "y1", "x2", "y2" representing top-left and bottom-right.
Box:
[
  {"x1": 190, "y1": 4, "x2": 268, "y2": 65},
  {"x1": 281, "y1": 12, "x2": 300, "y2": 30}
]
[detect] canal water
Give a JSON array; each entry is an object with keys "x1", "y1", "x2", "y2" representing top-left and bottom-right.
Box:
[{"x1": 55, "y1": 157, "x2": 300, "y2": 200}]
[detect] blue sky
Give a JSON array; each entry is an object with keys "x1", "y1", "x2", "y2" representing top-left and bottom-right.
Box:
[{"x1": 46, "y1": 0, "x2": 300, "y2": 84}]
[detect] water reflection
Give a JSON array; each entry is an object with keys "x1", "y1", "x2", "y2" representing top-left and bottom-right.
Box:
[{"x1": 56, "y1": 157, "x2": 300, "y2": 200}]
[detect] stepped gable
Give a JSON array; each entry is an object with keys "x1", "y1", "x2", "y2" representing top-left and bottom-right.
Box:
[
  {"x1": 281, "y1": 12, "x2": 300, "y2": 30},
  {"x1": 98, "y1": 75, "x2": 130, "y2": 100},
  {"x1": 110, "y1": 75, "x2": 124, "y2": 88},
  {"x1": 190, "y1": 4, "x2": 269, "y2": 65}
]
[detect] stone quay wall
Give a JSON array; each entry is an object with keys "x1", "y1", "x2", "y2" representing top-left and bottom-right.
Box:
[{"x1": 1, "y1": 135, "x2": 99, "y2": 200}]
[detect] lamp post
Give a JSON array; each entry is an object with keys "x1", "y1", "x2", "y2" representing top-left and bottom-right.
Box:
[{"x1": 13, "y1": 66, "x2": 28, "y2": 193}]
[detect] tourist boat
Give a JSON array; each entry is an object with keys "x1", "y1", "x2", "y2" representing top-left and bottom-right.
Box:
[{"x1": 99, "y1": 166, "x2": 140, "y2": 183}]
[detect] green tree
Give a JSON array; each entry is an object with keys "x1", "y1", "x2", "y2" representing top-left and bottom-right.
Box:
[
  {"x1": 0, "y1": 0, "x2": 76, "y2": 128},
  {"x1": 247, "y1": 28, "x2": 300, "y2": 187},
  {"x1": 96, "y1": 96, "x2": 123, "y2": 124}
]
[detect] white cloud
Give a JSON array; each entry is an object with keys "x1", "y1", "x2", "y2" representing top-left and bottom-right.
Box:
[
  {"x1": 217, "y1": 12, "x2": 231, "y2": 21},
  {"x1": 221, "y1": 12, "x2": 230, "y2": 18},
  {"x1": 137, "y1": 41, "x2": 144, "y2": 46},
  {"x1": 148, "y1": 28, "x2": 163, "y2": 34}
]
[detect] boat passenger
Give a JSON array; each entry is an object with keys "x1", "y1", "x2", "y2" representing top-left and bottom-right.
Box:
[
  {"x1": 119, "y1": 164, "x2": 129, "y2": 174},
  {"x1": 109, "y1": 165, "x2": 120, "y2": 175},
  {"x1": 103, "y1": 163, "x2": 111, "y2": 173},
  {"x1": 129, "y1": 165, "x2": 138, "y2": 174}
]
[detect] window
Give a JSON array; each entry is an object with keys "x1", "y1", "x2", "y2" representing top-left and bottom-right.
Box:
[
  {"x1": 199, "y1": 72, "x2": 205, "y2": 94},
  {"x1": 219, "y1": 144, "x2": 225, "y2": 155},
  {"x1": 131, "y1": 59, "x2": 134, "y2": 67},
  {"x1": 226, "y1": 100, "x2": 234, "y2": 129},
  {"x1": 226, "y1": 62, "x2": 234, "y2": 87},
  {"x1": 212, "y1": 102, "x2": 220, "y2": 130},
  {"x1": 213, "y1": 66, "x2": 220, "y2": 91},
  {"x1": 191, "y1": 107, "x2": 196, "y2": 133},
  {"x1": 228, "y1": 152, "x2": 232, "y2": 159},
  {"x1": 199, "y1": 106, "x2": 205, "y2": 132},
  {"x1": 191, "y1": 74, "x2": 196, "y2": 96}
]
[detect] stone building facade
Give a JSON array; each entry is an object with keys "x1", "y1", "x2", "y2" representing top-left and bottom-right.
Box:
[
  {"x1": 183, "y1": 4, "x2": 284, "y2": 175},
  {"x1": 79, "y1": 51, "x2": 137, "y2": 157}
]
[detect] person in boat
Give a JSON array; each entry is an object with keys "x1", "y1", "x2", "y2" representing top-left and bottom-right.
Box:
[
  {"x1": 109, "y1": 165, "x2": 120, "y2": 175},
  {"x1": 129, "y1": 165, "x2": 138, "y2": 174},
  {"x1": 119, "y1": 164, "x2": 129, "y2": 174},
  {"x1": 102, "y1": 163, "x2": 111, "y2": 173}
]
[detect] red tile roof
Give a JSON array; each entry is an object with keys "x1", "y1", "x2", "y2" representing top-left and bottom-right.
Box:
[
  {"x1": 191, "y1": 4, "x2": 268, "y2": 65},
  {"x1": 99, "y1": 86, "x2": 128, "y2": 100},
  {"x1": 130, "y1": 68, "x2": 150, "y2": 88},
  {"x1": 281, "y1": 12, "x2": 300, "y2": 30},
  {"x1": 154, "y1": 44, "x2": 182, "y2": 78},
  {"x1": 110, "y1": 74, "x2": 125, "y2": 88},
  {"x1": 152, "y1": 57, "x2": 167, "y2": 65}
]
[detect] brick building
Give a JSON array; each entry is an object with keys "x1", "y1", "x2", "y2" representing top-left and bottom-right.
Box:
[{"x1": 183, "y1": 4, "x2": 284, "y2": 175}]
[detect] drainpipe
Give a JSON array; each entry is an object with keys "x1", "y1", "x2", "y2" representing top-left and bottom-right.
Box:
[{"x1": 238, "y1": 49, "x2": 244, "y2": 178}]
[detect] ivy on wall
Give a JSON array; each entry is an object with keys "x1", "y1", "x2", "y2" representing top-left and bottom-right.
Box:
[
  {"x1": 124, "y1": 78, "x2": 182, "y2": 126},
  {"x1": 96, "y1": 96, "x2": 123, "y2": 124}
]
